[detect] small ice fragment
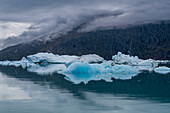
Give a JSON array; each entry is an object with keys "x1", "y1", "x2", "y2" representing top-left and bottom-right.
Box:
[{"x1": 154, "y1": 66, "x2": 170, "y2": 74}]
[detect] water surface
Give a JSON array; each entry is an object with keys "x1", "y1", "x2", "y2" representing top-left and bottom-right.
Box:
[{"x1": 0, "y1": 66, "x2": 170, "y2": 113}]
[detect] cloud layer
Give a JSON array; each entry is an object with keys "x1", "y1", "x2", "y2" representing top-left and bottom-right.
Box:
[{"x1": 0, "y1": 0, "x2": 170, "y2": 50}]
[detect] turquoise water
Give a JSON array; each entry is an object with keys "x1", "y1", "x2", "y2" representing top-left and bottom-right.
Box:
[{"x1": 0, "y1": 66, "x2": 170, "y2": 113}]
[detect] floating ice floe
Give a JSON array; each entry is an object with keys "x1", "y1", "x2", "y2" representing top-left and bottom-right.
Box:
[
  {"x1": 78, "y1": 54, "x2": 104, "y2": 63},
  {"x1": 154, "y1": 66, "x2": 170, "y2": 74},
  {"x1": 27, "y1": 53, "x2": 79, "y2": 64},
  {"x1": 61, "y1": 62, "x2": 139, "y2": 84},
  {"x1": 0, "y1": 52, "x2": 169, "y2": 84},
  {"x1": 112, "y1": 52, "x2": 158, "y2": 67}
]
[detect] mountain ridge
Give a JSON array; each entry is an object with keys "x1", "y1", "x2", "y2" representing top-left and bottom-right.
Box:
[{"x1": 0, "y1": 21, "x2": 170, "y2": 61}]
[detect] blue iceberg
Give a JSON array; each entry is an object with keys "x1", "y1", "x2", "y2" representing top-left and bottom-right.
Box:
[{"x1": 61, "y1": 62, "x2": 139, "y2": 84}]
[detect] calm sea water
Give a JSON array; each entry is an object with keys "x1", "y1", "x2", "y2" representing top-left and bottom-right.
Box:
[{"x1": 0, "y1": 66, "x2": 170, "y2": 113}]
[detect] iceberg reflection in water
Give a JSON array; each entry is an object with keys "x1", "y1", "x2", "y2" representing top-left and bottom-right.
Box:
[{"x1": 0, "y1": 66, "x2": 170, "y2": 113}]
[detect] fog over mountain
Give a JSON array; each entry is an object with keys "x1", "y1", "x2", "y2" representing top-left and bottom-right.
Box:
[{"x1": 0, "y1": 0, "x2": 170, "y2": 50}]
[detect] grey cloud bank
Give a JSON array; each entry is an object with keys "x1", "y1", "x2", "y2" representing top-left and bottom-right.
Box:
[{"x1": 0, "y1": 0, "x2": 170, "y2": 50}]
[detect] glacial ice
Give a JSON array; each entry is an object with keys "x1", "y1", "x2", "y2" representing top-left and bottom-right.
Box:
[
  {"x1": 78, "y1": 54, "x2": 104, "y2": 63},
  {"x1": 112, "y1": 52, "x2": 158, "y2": 67},
  {"x1": 154, "y1": 66, "x2": 170, "y2": 74},
  {"x1": 0, "y1": 52, "x2": 169, "y2": 84},
  {"x1": 27, "y1": 53, "x2": 79, "y2": 64},
  {"x1": 61, "y1": 62, "x2": 139, "y2": 84}
]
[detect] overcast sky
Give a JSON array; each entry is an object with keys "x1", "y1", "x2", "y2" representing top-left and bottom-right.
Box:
[{"x1": 0, "y1": 0, "x2": 170, "y2": 50}]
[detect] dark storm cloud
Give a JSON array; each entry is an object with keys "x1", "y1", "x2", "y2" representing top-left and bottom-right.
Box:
[
  {"x1": 0, "y1": 0, "x2": 119, "y2": 22},
  {"x1": 0, "y1": 0, "x2": 169, "y2": 21},
  {"x1": 0, "y1": 0, "x2": 170, "y2": 50},
  {"x1": 0, "y1": 0, "x2": 170, "y2": 23}
]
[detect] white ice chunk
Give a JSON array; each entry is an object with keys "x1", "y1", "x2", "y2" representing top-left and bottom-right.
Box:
[
  {"x1": 65, "y1": 54, "x2": 104, "y2": 68},
  {"x1": 112, "y1": 52, "x2": 158, "y2": 71},
  {"x1": 27, "y1": 53, "x2": 79, "y2": 64},
  {"x1": 78, "y1": 54, "x2": 104, "y2": 63},
  {"x1": 0, "y1": 61, "x2": 21, "y2": 67},
  {"x1": 112, "y1": 52, "x2": 140, "y2": 65},
  {"x1": 20, "y1": 57, "x2": 31, "y2": 69},
  {"x1": 154, "y1": 66, "x2": 170, "y2": 74}
]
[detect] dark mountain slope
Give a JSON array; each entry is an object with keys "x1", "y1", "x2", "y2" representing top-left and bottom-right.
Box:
[{"x1": 0, "y1": 22, "x2": 170, "y2": 61}]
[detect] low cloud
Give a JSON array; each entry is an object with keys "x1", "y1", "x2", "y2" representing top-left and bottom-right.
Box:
[{"x1": 0, "y1": 0, "x2": 170, "y2": 50}]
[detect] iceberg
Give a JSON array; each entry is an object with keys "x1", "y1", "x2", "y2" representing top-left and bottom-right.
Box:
[
  {"x1": 0, "y1": 61, "x2": 21, "y2": 67},
  {"x1": 0, "y1": 52, "x2": 169, "y2": 84},
  {"x1": 112, "y1": 52, "x2": 139, "y2": 65},
  {"x1": 154, "y1": 66, "x2": 170, "y2": 74},
  {"x1": 61, "y1": 62, "x2": 139, "y2": 84},
  {"x1": 112, "y1": 52, "x2": 158, "y2": 67},
  {"x1": 26, "y1": 53, "x2": 104, "y2": 64},
  {"x1": 62, "y1": 62, "x2": 105, "y2": 74},
  {"x1": 78, "y1": 54, "x2": 104, "y2": 63},
  {"x1": 62, "y1": 62, "x2": 139, "y2": 75},
  {"x1": 27, "y1": 53, "x2": 79, "y2": 64},
  {"x1": 0, "y1": 53, "x2": 104, "y2": 67}
]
